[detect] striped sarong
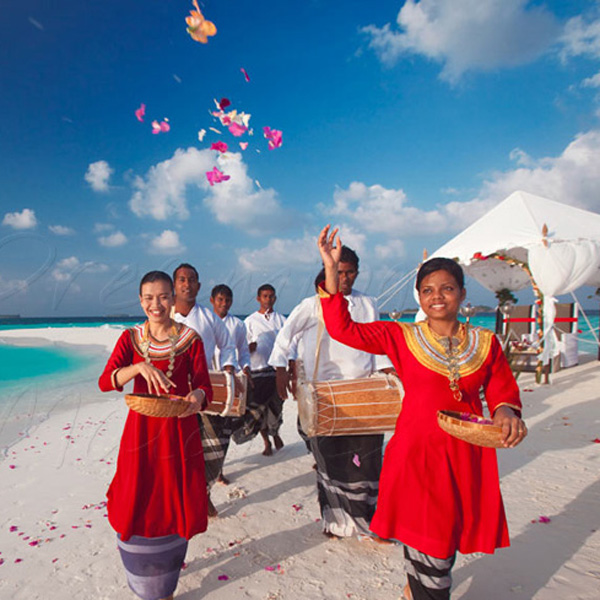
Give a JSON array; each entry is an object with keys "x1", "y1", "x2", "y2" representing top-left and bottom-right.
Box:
[
  {"x1": 199, "y1": 413, "x2": 234, "y2": 488},
  {"x1": 117, "y1": 534, "x2": 188, "y2": 600},
  {"x1": 404, "y1": 545, "x2": 456, "y2": 600},
  {"x1": 310, "y1": 434, "x2": 383, "y2": 537}
]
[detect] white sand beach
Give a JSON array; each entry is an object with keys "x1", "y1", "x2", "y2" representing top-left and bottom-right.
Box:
[{"x1": 0, "y1": 327, "x2": 599, "y2": 599}]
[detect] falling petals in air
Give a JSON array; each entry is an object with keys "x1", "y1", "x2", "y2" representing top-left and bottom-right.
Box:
[
  {"x1": 210, "y1": 141, "x2": 228, "y2": 153},
  {"x1": 241, "y1": 67, "x2": 250, "y2": 82},
  {"x1": 218, "y1": 98, "x2": 231, "y2": 110},
  {"x1": 263, "y1": 126, "x2": 282, "y2": 150},
  {"x1": 209, "y1": 127, "x2": 222, "y2": 134},
  {"x1": 186, "y1": 0, "x2": 217, "y2": 44},
  {"x1": 198, "y1": 129, "x2": 206, "y2": 141},
  {"x1": 352, "y1": 454, "x2": 361, "y2": 467},
  {"x1": 228, "y1": 122, "x2": 248, "y2": 137},
  {"x1": 135, "y1": 104, "x2": 146, "y2": 122},
  {"x1": 151, "y1": 119, "x2": 170, "y2": 135},
  {"x1": 206, "y1": 167, "x2": 230, "y2": 186},
  {"x1": 239, "y1": 142, "x2": 248, "y2": 150}
]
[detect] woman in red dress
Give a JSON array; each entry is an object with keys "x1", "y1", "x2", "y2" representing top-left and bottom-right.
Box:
[
  {"x1": 317, "y1": 226, "x2": 527, "y2": 600},
  {"x1": 98, "y1": 271, "x2": 212, "y2": 600}
]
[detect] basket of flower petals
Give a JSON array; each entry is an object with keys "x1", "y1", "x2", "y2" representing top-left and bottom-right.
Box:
[
  {"x1": 125, "y1": 393, "x2": 189, "y2": 418},
  {"x1": 437, "y1": 410, "x2": 504, "y2": 448}
]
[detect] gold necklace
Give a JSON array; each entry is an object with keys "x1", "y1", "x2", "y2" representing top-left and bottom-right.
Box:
[
  {"x1": 140, "y1": 320, "x2": 179, "y2": 380},
  {"x1": 428, "y1": 322, "x2": 464, "y2": 402}
]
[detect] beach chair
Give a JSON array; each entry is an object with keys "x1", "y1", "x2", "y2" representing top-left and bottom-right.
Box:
[{"x1": 502, "y1": 304, "x2": 539, "y2": 373}]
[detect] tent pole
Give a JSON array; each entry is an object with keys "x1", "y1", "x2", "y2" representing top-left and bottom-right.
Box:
[{"x1": 569, "y1": 291, "x2": 600, "y2": 360}]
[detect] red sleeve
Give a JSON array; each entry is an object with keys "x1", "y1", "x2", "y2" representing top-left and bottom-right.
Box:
[
  {"x1": 319, "y1": 286, "x2": 394, "y2": 357},
  {"x1": 483, "y1": 335, "x2": 522, "y2": 417},
  {"x1": 98, "y1": 330, "x2": 133, "y2": 392},
  {"x1": 189, "y1": 337, "x2": 213, "y2": 404}
]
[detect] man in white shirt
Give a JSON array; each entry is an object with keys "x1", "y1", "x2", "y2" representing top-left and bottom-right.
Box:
[
  {"x1": 172, "y1": 263, "x2": 237, "y2": 516},
  {"x1": 209, "y1": 283, "x2": 251, "y2": 484},
  {"x1": 269, "y1": 249, "x2": 394, "y2": 539},
  {"x1": 242, "y1": 284, "x2": 286, "y2": 456}
]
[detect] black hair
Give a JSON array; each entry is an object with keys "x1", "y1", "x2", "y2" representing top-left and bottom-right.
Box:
[
  {"x1": 340, "y1": 245, "x2": 359, "y2": 271},
  {"x1": 211, "y1": 284, "x2": 233, "y2": 299},
  {"x1": 257, "y1": 283, "x2": 276, "y2": 295},
  {"x1": 415, "y1": 257, "x2": 465, "y2": 291},
  {"x1": 314, "y1": 268, "x2": 325, "y2": 291},
  {"x1": 139, "y1": 271, "x2": 174, "y2": 294},
  {"x1": 172, "y1": 263, "x2": 199, "y2": 282}
]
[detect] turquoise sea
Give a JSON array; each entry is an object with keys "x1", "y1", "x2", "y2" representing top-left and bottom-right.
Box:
[{"x1": 0, "y1": 312, "x2": 598, "y2": 451}]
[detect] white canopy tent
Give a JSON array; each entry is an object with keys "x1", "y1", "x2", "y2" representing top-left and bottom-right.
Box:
[{"x1": 427, "y1": 191, "x2": 600, "y2": 362}]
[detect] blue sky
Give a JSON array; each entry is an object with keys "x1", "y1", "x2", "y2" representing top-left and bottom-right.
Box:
[{"x1": 2, "y1": 0, "x2": 600, "y2": 316}]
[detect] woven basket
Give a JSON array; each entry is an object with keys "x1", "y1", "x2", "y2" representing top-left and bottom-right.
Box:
[
  {"x1": 437, "y1": 410, "x2": 504, "y2": 448},
  {"x1": 125, "y1": 393, "x2": 188, "y2": 418}
]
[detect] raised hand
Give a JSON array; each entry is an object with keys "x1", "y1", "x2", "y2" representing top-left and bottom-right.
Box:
[{"x1": 317, "y1": 224, "x2": 342, "y2": 270}]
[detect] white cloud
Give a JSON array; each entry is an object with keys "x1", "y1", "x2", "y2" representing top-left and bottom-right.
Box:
[
  {"x1": 130, "y1": 147, "x2": 294, "y2": 234},
  {"x1": 325, "y1": 182, "x2": 447, "y2": 236},
  {"x1": 238, "y1": 233, "x2": 319, "y2": 272},
  {"x1": 93, "y1": 222, "x2": 114, "y2": 233},
  {"x1": 362, "y1": 0, "x2": 559, "y2": 83},
  {"x1": 375, "y1": 239, "x2": 406, "y2": 260},
  {"x1": 560, "y1": 14, "x2": 600, "y2": 61},
  {"x1": 582, "y1": 70, "x2": 600, "y2": 88},
  {"x1": 49, "y1": 224, "x2": 75, "y2": 235},
  {"x1": 52, "y1": 256, "x2": 108, "y2": 282},
  {"x1": 470, "y1": 129, "x2": 600, "y2": 214},
  {"x1": 85, "y1": 160, "x2": 113, "y2": 192},
  {"x1": 98, "y1": 231, "x2": 127, "y2": 247},
  {"x1": 2, "y1": 208, "x2": 37, "y2": 230},
  {"x1": 149, "y1": 230, "x2": 185, "y2": 255}
]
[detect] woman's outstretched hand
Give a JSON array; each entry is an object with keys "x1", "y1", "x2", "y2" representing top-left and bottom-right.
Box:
[
  {"x1": 317, "y1": 225, "x2": 342, "y2": 268},
  {"x1": 317, "y1": 225, "x2": 342, "y2": 295}
]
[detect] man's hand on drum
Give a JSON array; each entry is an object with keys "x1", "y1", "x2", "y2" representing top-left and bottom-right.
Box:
[
  {"x1": 179, "y1": 389, "x2": 207, "y2": 419},
  {"x1": 136, "y1": 362, "x2": 175, "y2": 395},
  {"x1": 493, "y1": 406, "x2": 528, "y2": 448}
]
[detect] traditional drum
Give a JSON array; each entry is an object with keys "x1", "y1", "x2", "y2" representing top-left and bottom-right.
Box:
[
  {"x1": 203, "y1": 370, "x2": 248, "y2": 417},
  {"x1": 297, "y1": 372, "x2": 403, "y2": 437}
]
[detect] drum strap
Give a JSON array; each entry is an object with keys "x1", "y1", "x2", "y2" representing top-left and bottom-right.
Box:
[{"x1": 312, "y1": 299, "x2": 325, "y2": 381}]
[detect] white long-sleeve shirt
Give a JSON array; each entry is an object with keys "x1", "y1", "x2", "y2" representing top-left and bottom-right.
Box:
[
  {"x1": 214, "y1": 313, "x2": 251, "y2": 371},
  {"x1": 174, "y1": 304, "x2": 237, "y2": 369},
  {"x1": 268, "y1": 291, "x2": 392, "y2": 381},
  {"x1": 244, "y1": 310, "x2": 286, "y2": 375}
]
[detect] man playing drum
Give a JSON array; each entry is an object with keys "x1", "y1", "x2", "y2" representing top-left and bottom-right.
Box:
[
  {"x1": 172, "y1": 263, "x2": 237, "y2": 517},
  {"x1": 269, "y1": 248, "x2": 394, "y2": 539}
]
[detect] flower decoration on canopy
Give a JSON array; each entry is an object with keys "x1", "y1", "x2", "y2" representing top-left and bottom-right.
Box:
[{"x1": 186, "y1": 0, "x2": 217, "y2": 43}]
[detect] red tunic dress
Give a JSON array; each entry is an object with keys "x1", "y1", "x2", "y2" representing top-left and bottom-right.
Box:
[
  {"x1": 320, "y1": 292, "x2": 522, "y2": 558},
  {"x1": 98, "y1": 324, "x2": 212, "y2": 542}
]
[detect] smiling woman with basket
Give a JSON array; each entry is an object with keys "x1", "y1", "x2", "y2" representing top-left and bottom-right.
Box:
[
  {"x1": 317, "y1": 226, "x2": 527, "y2": 600},
  {"x1": 98, "y1": 270, "x2": 212, "y2": 600}
]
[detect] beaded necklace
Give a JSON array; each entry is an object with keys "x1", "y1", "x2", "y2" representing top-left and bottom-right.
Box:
[{"x1": 139, "y1": 320, "x2": 179, "y2": 379}]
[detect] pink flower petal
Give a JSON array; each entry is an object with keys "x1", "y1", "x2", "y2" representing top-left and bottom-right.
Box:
[
  {"x1": 263, "y1": 126, "x2": 282, "y2": 150},
  {"x1": 352, "y1": 454, "x2": 361, "y2": 467},
  {"x1": 206, "y1": 167, "x2": 230, "y2": 186},
  {"x1": 538, "y1": 516, "x2": 551, "y2": 523},
  {"x1": 228, "y1": 123, "x2": 248, "y2": 137},
  {"x1": 592, "y1": 438, "x2": 600, "y2": 444},
  {"x1": 10, "y1": 526, "x2": 18, "y2": 532},
  {"x1": 219, "y1": 98, "x2": 231, "y2": 110},
  {"x1": 240, "y1": 67, "x2": 250, "y2": 82},
  {"x1": 15, "y1": 558, "x2": 23, "y2": 563},
  {"x1": 135, "y1": 103, "x2": 146, "y2": 122},
  {"x1": 9, "y1": 465, "x2": 16, "y2": 470},
  {"x1": 239, "y1": 142, "x2": 248, "y2": 150},
  {"x1": 218, "y1": 574, "x2": 229, "y2": 581},
  {"x1": 210, "y1": 141, "x2": 228, "y2": 153}
]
